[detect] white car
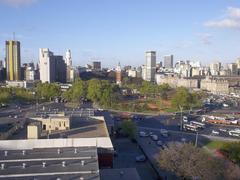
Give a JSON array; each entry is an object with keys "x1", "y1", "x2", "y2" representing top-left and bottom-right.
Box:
[
  {"x1": 139, "y1": 131, "x2": 148, "y2": 137},
  {"x1": 150, "y1": 134, "x2": 158, "y2": 141},
  {"x1": 219, "y1": 128, "x2": 227, "y2": 132},
  {"x1": 212, "y1": 130, "x2": 220, "y2": 135},
  {"x1": 183, "y1": 116, "x2": 188, "y2": 123}
]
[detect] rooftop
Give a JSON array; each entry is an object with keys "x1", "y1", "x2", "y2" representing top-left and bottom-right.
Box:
[
  {"x1": 0, "y1": 146, "x2": 100, "y2": 180},
  {"x1": 47, "y1": 116, "x2": 109, "y2": 139}
]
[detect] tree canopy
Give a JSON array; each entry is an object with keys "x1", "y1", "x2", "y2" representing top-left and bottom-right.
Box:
[
  {"x1": 158, "y1": 142, "x2": 225, "y2": 180},
  {"x1": 36, "y1": 82, "x2": 61, "y2": 101},
  {"x1": 120, "y1": 119, "x2": 137, "y2": 139},
  {"x1": 171, "y1": 87, "x2": 200, "y2": 110}
]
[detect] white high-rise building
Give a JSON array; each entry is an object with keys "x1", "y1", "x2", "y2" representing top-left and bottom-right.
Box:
[
  {"x1": 145, "y1": 51, "x2": 156, "y2": 82},
  {"x1": 65, "y1": 49, "x2": 72, "y2": 66},
  {"x1": 39, "y1": 48, "x2": 54, "y2": 83}
]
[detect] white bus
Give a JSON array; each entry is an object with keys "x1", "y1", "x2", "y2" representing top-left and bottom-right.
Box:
[
  {"x1": 190, "y1": 121, "x2": 205, "y2": 129},
  {"x1": 183, "y1": 124, "x2": 198, "y2": 132},
  {"x1": 229, "y1": 129, "x2": 240, "y2": 137}
]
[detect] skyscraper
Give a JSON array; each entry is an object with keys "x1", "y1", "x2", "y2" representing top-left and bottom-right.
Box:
[
  {"x1": 6, "y1": 40, "x2": 21, "y2": 81},
  {"x1": 39, "y1": 48, "x2": 66, "y2": 83},
  {"x1": 145, "y1": 51, "x2": 156, "y2": 82},
  {"x1": 164, "y1": 55, "x2": 173, "y2": 69},
  {"x1": 39, "y1": 48, "x2": 55, "y2": 83},
  {"x1": 65, "y1": 49, "x2": 72, "y2": 67}
]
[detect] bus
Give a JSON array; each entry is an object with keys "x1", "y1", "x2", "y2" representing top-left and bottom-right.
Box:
[
  {"x1": 229, "y1": 129, "x2": 240, "y2": 137},
  {"x1": 190, "y1": 121, "x2": 205, "y2": 129},
  {"x1": 183, "y1": 124, "x2": 198, "y2": 132}
]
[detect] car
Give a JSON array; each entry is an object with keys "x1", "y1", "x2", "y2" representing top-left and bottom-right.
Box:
[
  {"x1": 156, "y1": 140, "x2": 163, "y2": 146},
  {"x1": 183, "y1": 116, "x2": 188, "y2": 123},
  {"x1": 162, "y1": 133, "x2": 169, "y2": 138},
  {"x1": 150, "y1": 134, "x2": 158, "y2": 141},
  {"x1": 219, "y1": 128, "x2": 228, "y2": 132},
  {"x1": 139, "y1": 131, "x2": 148, "y2": 137},
  {"x1": 135, "y1": 155, "x2": 146, "y2": 162},
  {"x1": 212, "y1": 130, "x2": 220, "y2": 135}
]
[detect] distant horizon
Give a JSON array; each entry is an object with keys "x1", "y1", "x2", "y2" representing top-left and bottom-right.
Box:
[{"x1": 1, "y1": 0, "x2": 240, "y2": 67}]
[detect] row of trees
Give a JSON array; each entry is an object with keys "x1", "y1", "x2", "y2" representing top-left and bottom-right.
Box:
[
  {"x1": 63, "y1": 78, "x2": 120, "y2": 108},
  {"x1": 158, "y1": 142, "x2": 240, "y2": 180},
  {"x1": 0, "y1": 87, "x2": 34, "y2": 104}
]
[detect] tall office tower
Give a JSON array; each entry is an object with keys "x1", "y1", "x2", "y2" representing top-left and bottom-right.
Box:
[
  {"x1": 116, "y1": 62, "x2": 122, "y2": 85},
  {"x1": 54, "y1": 55, "x2": 66, "y2": 83},
  {"x1": 92, "y1": 61, "x2": 101, "y2": 71},
  {"x1": 163, "y1": 55, "x2": 173, "y2": 69},
  {"x1": 145, "y1": 51, "x2": 156, "y2": 82},
  {"x1": 39, "y1": 48, "x2": 55, "y2": 83},
  {"x1": 6, "y1": 40, "x2": 21, "y2": 81},
  {"x1": 65, "y1": 49, "x2": 72, "y2": 66}
]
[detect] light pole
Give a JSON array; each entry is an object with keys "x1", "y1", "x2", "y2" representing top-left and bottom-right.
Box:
[
  {"x1": 195, "y1": 132, "x2": 199, "y2": 147},
  {"x1": 179, "y1": 105, "x2": 183, "y2": 131}
]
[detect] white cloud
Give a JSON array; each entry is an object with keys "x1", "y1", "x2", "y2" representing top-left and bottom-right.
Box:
[
  {"x1": 228, "y1": 7, "x2": 240, "y2": 19},
  {"x1": 204, "y1": 6, "x2": 240, "y2": 29},
  {"x1": 196, "y1": 33, "x2": 213, "y2": 45},
  {"x1": 0, "y1": 0, "x2": 37, "y2": 8}
]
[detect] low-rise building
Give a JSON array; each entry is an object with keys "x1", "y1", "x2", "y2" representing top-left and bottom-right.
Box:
[{"x1": 201, "y1": 76, "x2": 229, "y2": 95}]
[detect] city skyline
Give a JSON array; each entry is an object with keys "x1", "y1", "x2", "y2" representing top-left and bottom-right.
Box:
[{"x1": 1, "y1": 0, "x2": 240, "y2": 67}]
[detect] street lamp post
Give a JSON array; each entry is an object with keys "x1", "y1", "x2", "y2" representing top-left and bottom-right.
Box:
[
  {"x1": 179, "y1": 105, "x2": 183, "y2": 131},
  {"x1": 195, "y1": 132, "x2": 199, "y2": 147}
]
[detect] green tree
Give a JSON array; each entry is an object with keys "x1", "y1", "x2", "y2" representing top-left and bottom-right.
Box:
[
  {"x1": 158, "y1": 83, "x2": 171, "y2": 100},
  {"x1": 36, "y1": 82, "x2": 61, "y2": 101},
  {"x1": 71, "y1": 79, "x2": 87, "y2": 102},
  {"x1": 121, "y1": 120, "x2": 137, "y2": 139},
  {"x1": 171, "y1": 87, "x2": 200, "y2": 110},
  {"x1": 0, "y1": 88, "x2": 11, "y2": 104},
  {"x1": 87, "y1": 79, "x2": 102, "y2": 102}
]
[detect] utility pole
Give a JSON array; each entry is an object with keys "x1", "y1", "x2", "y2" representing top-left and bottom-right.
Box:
[
  {"x1": 195, "y1": 132, "x2": 199, "y2": 147},
  {"x1": 179, "y1": 105, "x2": 183, "y2": 131}
]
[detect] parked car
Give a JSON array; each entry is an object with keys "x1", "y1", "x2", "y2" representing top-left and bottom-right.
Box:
[
  {"x1": 150, "y1": 134, "x2": 158, "y2": 141},
  {"x1": 212, "y1": 130, "x2": 220, "y2": 135},
  {"x1": 135, "y1": 155, "x2": 146, "y2": 162},
  {"x1": 139, "y1": 131, "x2": 148, "y2": 137}
]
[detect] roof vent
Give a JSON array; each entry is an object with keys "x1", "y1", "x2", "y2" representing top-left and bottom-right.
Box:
[
  {"x1": 22, "y1": 163, "x2": 26, "y2": 169},
  {"x1": 62, "y1": 161, "x2": 66, "y2": 167},
  {"x1": 22, "y1": 150, "x2": 26, "y2": 156},
  {"x1": 74, "y1": 148, "x2": 77, "y2": 154},
  {"x1": 81, "y1": 160, "x2": 85, "y2": 166},
  {"x1": 57, "y1": 149, "x2": 61, "y2": 154},
  {"x1": 42, "y1": 162, "x2": 46, "y2": 168},
  {"x1": 1, "y1": 163, "x2": 5, "y2": 170},
  {"x1": 4, "y1": 151, "x2": 8, "y2": 157}
]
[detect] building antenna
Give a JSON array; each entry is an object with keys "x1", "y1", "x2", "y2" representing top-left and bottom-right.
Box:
[{"x1": 13, "y1": 32, "x2": 15, "y2": 40}]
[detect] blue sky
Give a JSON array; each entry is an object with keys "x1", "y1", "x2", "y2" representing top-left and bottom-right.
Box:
[{"x1": 0, "y1": 0, "x2": 240, "y2": 67}]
